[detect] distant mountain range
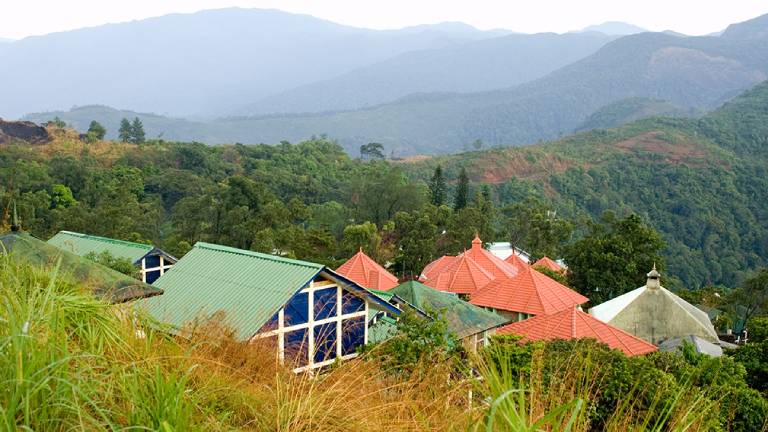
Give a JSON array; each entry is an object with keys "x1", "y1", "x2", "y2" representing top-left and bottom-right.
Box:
[
  {"x1": 16, "y1": 9, "x2": 768, "y2": 155},
  {"x1": 579, "y1": 21, "x2": 647, "y2": 35},
  {"x1": 0, "y1": 8, "x2": 509, "y2": 119}
]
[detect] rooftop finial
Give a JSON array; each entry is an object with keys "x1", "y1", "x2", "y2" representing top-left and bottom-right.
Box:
[
  {"x1": 471, "y1": 233, "x2": 482, "y2": 250},
  {"x1": 646, "y1": 264, "x2": 661, "y2": 289}
]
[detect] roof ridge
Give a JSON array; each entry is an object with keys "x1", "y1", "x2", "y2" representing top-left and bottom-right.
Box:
[
  {"x1": 55, "y1": 231, "x2": 153, "y2": 250},
  {"x1": 194, "y1": 242, "x2": 324, "y2": 269}
]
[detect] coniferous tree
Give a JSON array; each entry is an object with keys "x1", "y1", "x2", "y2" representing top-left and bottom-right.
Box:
[
  {"x1": 130, "y1": 117, "x2": 146, "y2": 144},
  {"x1": 118, "y1": 118, "x2": 132, "y2": 142},
  {"x1": 86, "y1": 121, "x2": 106, "y2": 142},
  {"x1": 428, "y1": 165, "x2": 446, "y2": 206},
  {"x1": 453, "y1": 167, "x2": 469, "y2": 211}
]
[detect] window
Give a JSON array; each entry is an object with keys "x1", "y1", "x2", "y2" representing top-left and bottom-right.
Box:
[
  {"x1": 284, "y1": 292, "x2": 309, "y2": 326},
  {"x1": 313, "y1": 323, "x2": 337, "y2": 363},
  {"x1": 259, "y1": 311, "x2": 279, "y2": 332},
  {"x1": 341, "y1": 316, "x2": 365, "y2": 356},
  {"x1": 144, "y1": 255, "x2": 161, "y2": 268},
  {"x1": 145, "y1": 270, "x2": 162, "y2": 284},
  {"x1": 341, "y1": 291, "x2": 365, "y2": 315},
  {"x1": 284, "y1": 328, "x2": 309, "y2": 367},
  {"x1": 314, "y1": 287, "x2": 337, "y2": 320}
]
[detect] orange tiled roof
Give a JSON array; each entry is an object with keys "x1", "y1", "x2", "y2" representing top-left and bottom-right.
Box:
[
  {"x1": 533, "y1": 256, "x2": 564, "y2": 273},
  {"x1": 336, "y1": 249, "x2": 399, "y2": 291},
  {"x1": 497, "y1": 308, "x2": 657, "y2": 357},
  {"x1": 470, "y1": 266, "x2": 588, "y2": 315},
  {"x1": 464, "y1": 235, "x2": 519, "y2": 279},
  {"x1": 504, "y1": 253, "x2": 529, "y2": 272},
  {"x1": 420, "y1": 255, "x2": 457, "y2": 281},
  {"x1": 422, "y1": 253, "x2": 494, "y2": 295}
]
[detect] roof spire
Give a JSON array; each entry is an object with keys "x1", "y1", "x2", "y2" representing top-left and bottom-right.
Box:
[
  {"x1": 471, "y1": 233, "x2": 482, "y2": 251},
  {"x1": 646, "y1": 264, "x2": 661, "y2": 290}
]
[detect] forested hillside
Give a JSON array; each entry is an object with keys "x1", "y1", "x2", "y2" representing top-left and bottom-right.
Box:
[
  {"x1": 410, "y1": 80, "x2": 768, "y2": 287},
  {"x1": 5, "y1": 81, "x2": 768, "y2": 290}
]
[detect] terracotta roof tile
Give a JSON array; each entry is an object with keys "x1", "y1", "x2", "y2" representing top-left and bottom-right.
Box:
[
  {"x1": 504, "y1": 253, "x2": 529, "y2": 272},
  {"x1": 336, "y1": 249, "x2": 399, "y2": 290},
  {"x1": 420, "y1": 255, "x2": 457, "y2": 281},
  {"x1": 422, "y1": 254, "x2": 494, "y2": 294},
  {"x1": 498, "y1": 308, "x2": 657, "y2": 356},
  {"x1": 464, "y1": 234, "x2": 519, "y2": 279},
  {"x1": 470, "y1": 266, "x2": 587, "y2": 315},
  {"x1": 533, "y1": 256, "x2": 564, "y2": 272}
]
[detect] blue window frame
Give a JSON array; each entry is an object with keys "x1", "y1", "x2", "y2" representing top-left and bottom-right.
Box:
[
  {"x1": 284, "y1": 328, "x2": 308, "y2": 367},
  {"x1": 341, "y1": 316, "x2": 365, "y2": 356},
  {"x1": 144, "y1": 254, "x2": 161, "y2": 268},
  {"x1": 145, "y1": 270, "x2": 162, "y2": 284},
  {"x1": 314, "y1": 287, "x2": 337, "y2": 320},
  {"x1": 313, "y1": 323, "x2": 337, "y2": 363},
  {"x1": 284, "y1": 292, "x2": 309, "y2": 326},
  {"x1": 341, "y1": 290, "x2": 365, "y2": 315}
]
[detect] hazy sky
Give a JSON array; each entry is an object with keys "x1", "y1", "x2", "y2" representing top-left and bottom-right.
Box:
[{"x1": 1, "y1": 0, "x2": 766, "y2": 39}]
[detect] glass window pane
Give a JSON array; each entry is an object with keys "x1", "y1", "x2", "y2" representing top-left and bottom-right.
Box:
[
  {"x1": 258, "y1": 311, "x2": 279, "y2": 332},
  {"x1": 341, "y1": 290, "x2": 365, "y2": 315},
  {"x1": 144, "y1": 255, "x2": 161, "y2": 268},
  {"x1": 284, "y1": 292, "x2": 309, "y2": 326},
  {"x1": 284, "y1": 328, "x2": 308, "y2": 367},
  {"x1": 145, "y1": 270, "x2": 162, "y2": 284},
  {"x1": 313, "y1": 322, "x2": 337, "y2": 363},
  {"x1": 314, "y1": 287, "x2": 337, "y2": 320},
  {"x1": 341, "y1": 316, "x2": 365, "y2": 356}
]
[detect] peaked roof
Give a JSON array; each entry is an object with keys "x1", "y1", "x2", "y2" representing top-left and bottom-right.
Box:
[
  {"x1": 421, "y1": 253, "x2": 494, "y2": 294},
  {"x1": 658, "y1": 335, "x2": 723, "y2": 357},
  {"x1": 498, "y1": 308, "x2": 657, "y2": 357},
  {"x1": 589, "y1": 273, "x2": 719, "y2": 344},
  {"x1": 464, "y1": 234, "x2": 519, "y2": 279},
  {"x1": 532, "y1": 256, "x2": 564, "y2": 272},
  {"x1": 470, "y1": 266, "x2": 588, "y2": 315},
  {"x1": 1, "y1": 231, "x2": 161, "y2": 303},
  {"x1": 48, "y1": 231, "x2": 154, "y2": 263},
  {"x1": 335, "y1": 249, "x2": 399, "y2": 290},
  {"x1": 504, "y1": 253, "x2": 530, "y2": 271},
  {"x1": 144, "y1": 242, "x2": 398, "y2": 340},
  {"x1": 420, "y1": 255, "x2": 457, "y2": 281},
  {"x1": 390, "y1": 280, "x2": 508, "y2": 339}
]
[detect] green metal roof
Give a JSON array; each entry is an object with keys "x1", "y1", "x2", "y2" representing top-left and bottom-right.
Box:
[
  {"x1": 48, "y1": 231, "x2": 153, "y2": 263},
  {"x1": 1, "y1": 231, "x2": 162, "y2": 303},
  {"x1": 143, "y1": 242, "x2": 324, "y2": 340},
  {"x1": 390, "y1": 280, "x2": 508, "y2": 339},
  {"x1": 368, "y1": 315, "x2": 398, "y2": 344}
]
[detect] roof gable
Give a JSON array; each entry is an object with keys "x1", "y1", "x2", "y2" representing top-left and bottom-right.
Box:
[
  {"x1": 464, "y1": 237, "x2": 518, "y2": 279},
  {"x1": 504, "y1": 253, "x2": 529, "y2": 272},
  {"x1": 589, "y1": 283, "x2": 718, "y2": 344},
  {"x1": 48, "y1": 231, "x2": 153, "y2": 263},
  {"x1": 422, "y1": 254, "x2": 494, "y2": 294},
  {"x1": 420, "y1": 255, "x2": 456, "y2": 281},
  {"x1": 335, "y1": 249, "x2": 399, "y2": 290},
  {"x1": 470, "y1": 267, "x2": 588, "y2": 315},
  {"x1": 498, "y1": 308, "x2": 657, "y2": 357},
  {"x1": 533, "y1": 256, "x2": 564, "y2": 272},
  {"x1": 391, "y1": 281, "x2": 508, "y2": 339},
  {"x1": 144, "y1": 242, "x2": 398, "y2": 340},
  {"x1": 1, "y1": 231, "x2": 161, "y2": 303}
]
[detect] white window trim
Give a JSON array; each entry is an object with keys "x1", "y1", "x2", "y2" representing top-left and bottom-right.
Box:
[
  {"x1": 250, "y1": 280, "x2": 369, "y2": 372},
  {"x1": 140, "y1": 255, "x2": 174, "y2": 283}
]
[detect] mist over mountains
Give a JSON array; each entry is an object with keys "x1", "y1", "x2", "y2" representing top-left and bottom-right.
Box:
[{"x1": 12, "y1": 8, "x2": 768, "y2": 155}]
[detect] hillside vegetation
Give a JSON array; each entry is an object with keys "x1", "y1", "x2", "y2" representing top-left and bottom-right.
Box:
[
  {"x1": 25, "y1": 14, "x2": 768, "y2": 156},
  {"x1": 1, "y1": 256, "x2": 765, "y2": 430}
]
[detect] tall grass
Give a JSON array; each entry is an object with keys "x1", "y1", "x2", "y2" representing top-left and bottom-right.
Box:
[{"x1": 0, "y1": 255, "x2": 743, "y2": 431}]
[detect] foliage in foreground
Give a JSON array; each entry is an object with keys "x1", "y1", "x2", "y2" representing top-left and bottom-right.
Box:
[{"x1": 1, "y1": 257, "x2": 766, "y2": 431}]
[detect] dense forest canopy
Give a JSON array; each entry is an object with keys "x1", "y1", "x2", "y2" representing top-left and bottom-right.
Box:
[{"x1": 3, "y1": 81, "x2": 768, "y2": 293}]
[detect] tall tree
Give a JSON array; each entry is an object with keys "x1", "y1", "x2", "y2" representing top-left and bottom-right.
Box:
[
  {"x1": 564, "y1": 212, "x2": 665, "y2": 303},
  {"x1": 503, "y1": 197, "x2": 573, "y2": 260},
  {"x1": 130, "y1": 117, "x2": 146, "y2": 144},
  {"x1": 359, "y1": 142, "x2": 385, "y2": 160},
  {"x1": 428, "y1": 165, "x2": 446, "y2": 206},
  {"x1": 734, "y1": 268, "x2": 768, "y2": 331},
  {"x1": 453, "y1": 167, "x2": 469, "y2": 211},
  {"x1": 118, "y1": 118, "x2": 132, "y2": 142},
  {"x1": 86, "y1": 120, "x2": 107, "y2": 142}
]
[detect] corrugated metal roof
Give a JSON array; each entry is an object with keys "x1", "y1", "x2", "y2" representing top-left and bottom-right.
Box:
[
  {"x1": 48, "y1": 231, "x2": 153, "y2": 263},
  {"x1": 391, "y1": 280, "x2": 508, "y2": 339},
  {"x1": 1, "y1": 231, "x2": 162, "y2": 303},
  {"x1": 143, "y1": 242, "x2": 324, "y2": 340}
]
